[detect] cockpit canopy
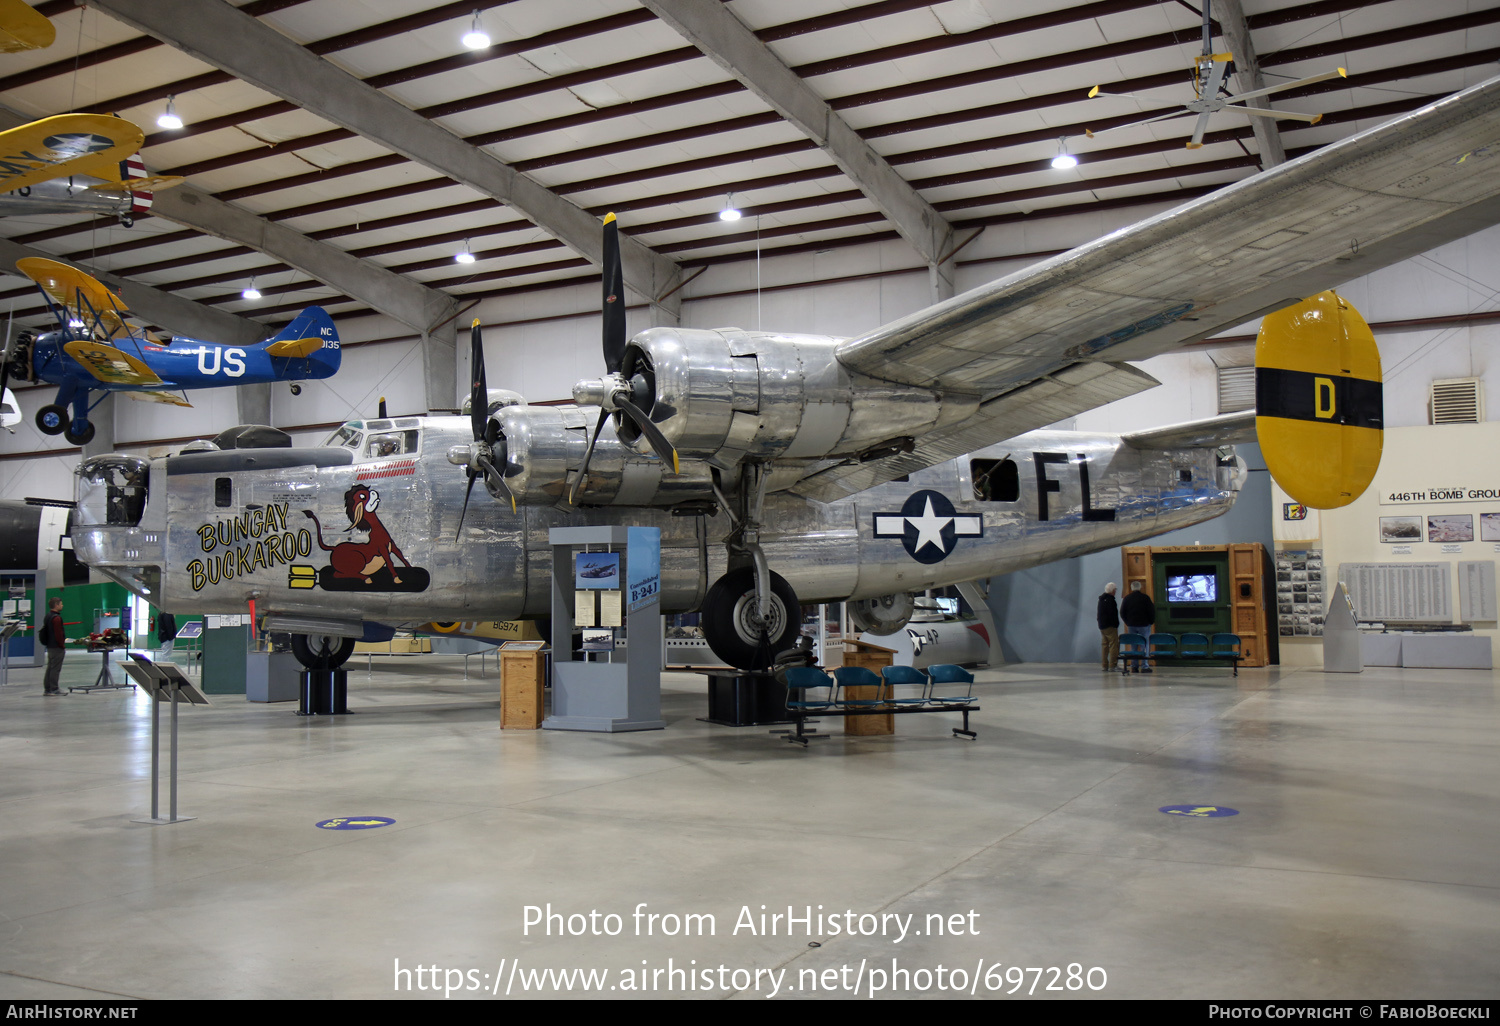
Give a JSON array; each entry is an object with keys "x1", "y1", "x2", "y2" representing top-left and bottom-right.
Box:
[{"x1": 322, "y1": 417, "x2": 423, "y2": 462}]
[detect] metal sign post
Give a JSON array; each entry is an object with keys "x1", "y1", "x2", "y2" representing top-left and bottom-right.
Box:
[{"x1": 122, "y1": 655, "x2": 210, "y2": 825}]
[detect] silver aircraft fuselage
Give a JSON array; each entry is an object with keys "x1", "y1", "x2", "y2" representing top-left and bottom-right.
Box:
[
  {"x1": 71, "y1": 413, "x2": 1241, "y2": 625},
  {"x1": 0, "y1": 175, "x2": 138, "y2": 218}
]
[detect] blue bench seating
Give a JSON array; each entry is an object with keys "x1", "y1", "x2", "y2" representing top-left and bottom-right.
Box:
[
  {"x1": 1118, "y1": 632, "x2": 1242, "y2": 676},
  {"x1": 773, "y1": 662, "x2": 980, "y2": 744}
]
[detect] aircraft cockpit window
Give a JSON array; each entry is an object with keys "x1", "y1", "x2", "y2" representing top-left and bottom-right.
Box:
[
  {"x1": 324, "y1": 424, "x2": 363, "y2": 450},
  {"x1": 971, "y1": 458, "x2": 1019, "y2": 502},
  {"x1": 364, "y1": 430, "x2": 419, "y2": 460},
  {"x1": 75, "y1": 455, "x2": 150, "y2": 527}
]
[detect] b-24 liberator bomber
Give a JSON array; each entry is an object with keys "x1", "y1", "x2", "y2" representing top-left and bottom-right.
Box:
[{"x1": 67, "y1": 74, "x2": 1500, "y2": 670}]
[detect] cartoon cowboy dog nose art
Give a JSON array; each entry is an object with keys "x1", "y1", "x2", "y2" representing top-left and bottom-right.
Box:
[{"x1": 292, "y1": 483, "x2": 430, "y2": 592}]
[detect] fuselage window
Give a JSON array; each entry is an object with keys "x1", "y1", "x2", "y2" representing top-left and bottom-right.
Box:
[
  {"x1": 971, "y1": 458, "x2": 1019, "y2": 502},
  {"x1": 215, "y1": 477, "x2": 232, "y2": 508},
  {"x1": 364, "y1": 430, "x2": 419, "y2": 460}
]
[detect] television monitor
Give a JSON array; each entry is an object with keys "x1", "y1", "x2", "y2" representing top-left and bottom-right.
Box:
[{"x1": 1166, "y1": 573, "x2": 1216, "y2": 603}]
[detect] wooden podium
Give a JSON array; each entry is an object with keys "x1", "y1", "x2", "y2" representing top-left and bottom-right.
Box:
[
  {"x1": 842, "y1": 638, "x2": 895, "y2": 736},
  {"x1": 500, "y1": 644, "x2": 546, "y2": 729}
]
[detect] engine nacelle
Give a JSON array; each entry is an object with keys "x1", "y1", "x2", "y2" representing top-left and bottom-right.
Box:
[
  {"x1": 493, "y1": 405, "x2": 715, "y2": 508},
  {"x1": 848, "y1": 593, "x2": 917, "y2": 635},
  {"x1": 617, "y1": 327, "x2": 977, "y2": 471}
]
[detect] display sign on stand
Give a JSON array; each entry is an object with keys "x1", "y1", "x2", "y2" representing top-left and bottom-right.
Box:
[{"x1": 544, "y1": 526, "x2": 664, "y2": 732}]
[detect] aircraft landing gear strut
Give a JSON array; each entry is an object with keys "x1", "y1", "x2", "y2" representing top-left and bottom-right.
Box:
[{"x1": 701, "y1": 464, "x2": 800, "y2": 670}]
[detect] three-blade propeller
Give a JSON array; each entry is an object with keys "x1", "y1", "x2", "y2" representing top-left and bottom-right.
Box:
[
  {"x1": 453, "y1": 317, "x2": 514, "y2": 539},
  {"x1": 568, "y1": 213, "x2": 678, "y2": 505}
]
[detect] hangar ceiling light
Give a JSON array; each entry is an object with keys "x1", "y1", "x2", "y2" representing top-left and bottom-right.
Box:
[
  {"x1": 156, "y1": 95, "x2": 182, "y2": 131},
  {"x1": 462, "y1": 10, "x2": 490, "y2": 50}
]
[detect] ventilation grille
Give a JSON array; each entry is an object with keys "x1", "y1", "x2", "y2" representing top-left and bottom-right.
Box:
[
  {"x1": 1430, "y1": 378, "x2": 1483, "y2": 424},
  {"x1": 1217, "y1": 365, "x2": 1256, "y2": 414}
]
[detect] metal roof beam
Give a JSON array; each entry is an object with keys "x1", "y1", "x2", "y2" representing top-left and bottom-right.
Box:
[
  {"x1": 150, "y1": 184, "x2": 460, "y2": 337},
  {"x1": 1217, "y1": 0, "x2": 1287, "y2": 168},
  {"x1": 637, "y1": 0, "x2": 953, "y2": 282},
  {"x1": 85, "y1": 0, "x2": 682, "y2": 320}
]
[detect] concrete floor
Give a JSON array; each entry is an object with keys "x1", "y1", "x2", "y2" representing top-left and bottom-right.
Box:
[{"x1": 0, "y1": 650, "x2": 1495, "y2": 1000}]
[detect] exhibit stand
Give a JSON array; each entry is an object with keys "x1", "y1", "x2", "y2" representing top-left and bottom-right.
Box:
[
  {"x1": 0, "y1": 622, "x2": 19, "y2": 686},
  {"x1": 201, "y1": 614, "x2": 249, "y2": 695},
  {"x1": 121, "y1": 656, "x2": 210, "y2": 826},
  {"x1": 298, "y1": 670, "x2": 348, "y2": 715},
  {"x1": 1, "y1": 569, "x2": 43, "y2": 668},
  {"x1": 843, "y1": 638, "x2": 896, "y2": 736},
  {"x1": 1322, "y1": 582, "x2": 1364, "y2": 673},
  {"x1": 543, "y1": 526, "x2": 664, "y2": 732},
  {"x1": 246, "y1": 648, "x2": 300, "y2": 702},
  {"x1": 500, "y1": 642, "x2": 546, "y2": 729}
]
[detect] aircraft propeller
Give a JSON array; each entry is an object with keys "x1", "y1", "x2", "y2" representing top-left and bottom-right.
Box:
[
  {"x1": 568, "y1": 213, "x2": 678, "y2": 505},
  {"x1": 451, "y1": 318, "x2": 515, "y2": 538}
]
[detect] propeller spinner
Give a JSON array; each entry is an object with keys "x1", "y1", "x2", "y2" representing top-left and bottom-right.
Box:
[{"x1": 568, "y1": 213, "x2": 678, "y2": 505}]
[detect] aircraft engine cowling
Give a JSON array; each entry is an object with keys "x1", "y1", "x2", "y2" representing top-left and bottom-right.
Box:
[
  {"x1": 491, "y1": 405, "x2": 715, "y2": 508},
  {"x1": 612, "y1": 327, "x2": 976, "y2": 471},
  {"x1": 848, "y1": 593, "x2": 917, "y2": 635}
]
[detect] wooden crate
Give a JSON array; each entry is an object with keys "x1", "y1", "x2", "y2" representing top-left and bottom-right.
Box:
[{"x1": 500, "y1": 649, "x2": 545, "y2": 729}]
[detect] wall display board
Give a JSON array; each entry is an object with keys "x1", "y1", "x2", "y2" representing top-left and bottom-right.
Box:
[
  {"x1": 1457, "y1": 561, "x2": 1497, "y2": 622},
  {"x1": 1338, "y1": 562, "x2": 1452, "y2": 622},
  {"x1": 1275, "y1": 549, "x2": 1325, "y2": 637}
]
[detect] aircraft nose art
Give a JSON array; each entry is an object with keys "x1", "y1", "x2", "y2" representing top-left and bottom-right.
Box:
[{"x1": 1255, "y1": 291, "x2": 1383, "y2": 509}]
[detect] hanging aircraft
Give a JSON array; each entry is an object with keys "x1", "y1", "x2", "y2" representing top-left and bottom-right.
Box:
[
  {"x1": 65, "y1": 73, "x2": 1500, "y2": 671},
  {"x1": 0, "y1": 114, "x2": 178, "y2": 226},
  {"x1": 2, "y1": 258, "x2": 341, "y2": 446}
]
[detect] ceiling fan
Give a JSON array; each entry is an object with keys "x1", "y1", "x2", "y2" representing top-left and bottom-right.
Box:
[{"x1": 1085, "y1": 0, "x2": 1346, "y2": 149}]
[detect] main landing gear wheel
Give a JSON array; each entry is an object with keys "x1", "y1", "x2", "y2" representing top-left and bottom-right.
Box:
[
  {"x1": 36, "y1": 404, "x2": 66, "y2": 435},
  {"x1": 291, "y1": 633, "x2": 355, "y2": 670},
  {"x1": 701, "y1": 566, "x2": 800, "y2": 671},
  {"x1": 63, "y1": 420, "x2": 95, "y2": 446}
]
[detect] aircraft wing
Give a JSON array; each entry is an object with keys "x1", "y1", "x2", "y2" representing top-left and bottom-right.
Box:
[
  {"x1": 17, "y1": 257, "x2": 135, "y2": 340},
  {"x1": 0, "y1": 0, "x2": 55, "y2": 53},
  {"x1": 122, "y1": 390, "x2": 192, "y2": 408},
  {"x1": 797, "y1": 73, "x2": 1500, "y2": 502},
  {"x1": 62, "y1": 341, "x2": 164, "y2": 387},
  {"x1": 0, "y1": 114, "x2": 142, "y2": 190}
]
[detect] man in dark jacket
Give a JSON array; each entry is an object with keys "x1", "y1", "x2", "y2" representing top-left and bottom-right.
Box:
[
  {"x1": 1120, "y1": 581, "x2": 1157, "y2": 673},
  {"x1": 40, "y1": 597, "x2": 67, "y2": 696},
  {"x1": 1096, "y1": 583, "x2": 1119, "y2": 670}
]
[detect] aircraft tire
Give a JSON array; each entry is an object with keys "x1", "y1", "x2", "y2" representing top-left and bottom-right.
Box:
[
  {"x1": 63, "y1": 420, "x2": 95, "y2": 446},
  {"x1": 291, "y1": 633, "x2": 355, "y2": 670},
  {"x1": 36, "y1": 404, "x2": 66, "y2": 435},
  {"x1": 701, "y1": 567, "x2": 800, "y2": 671}
]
